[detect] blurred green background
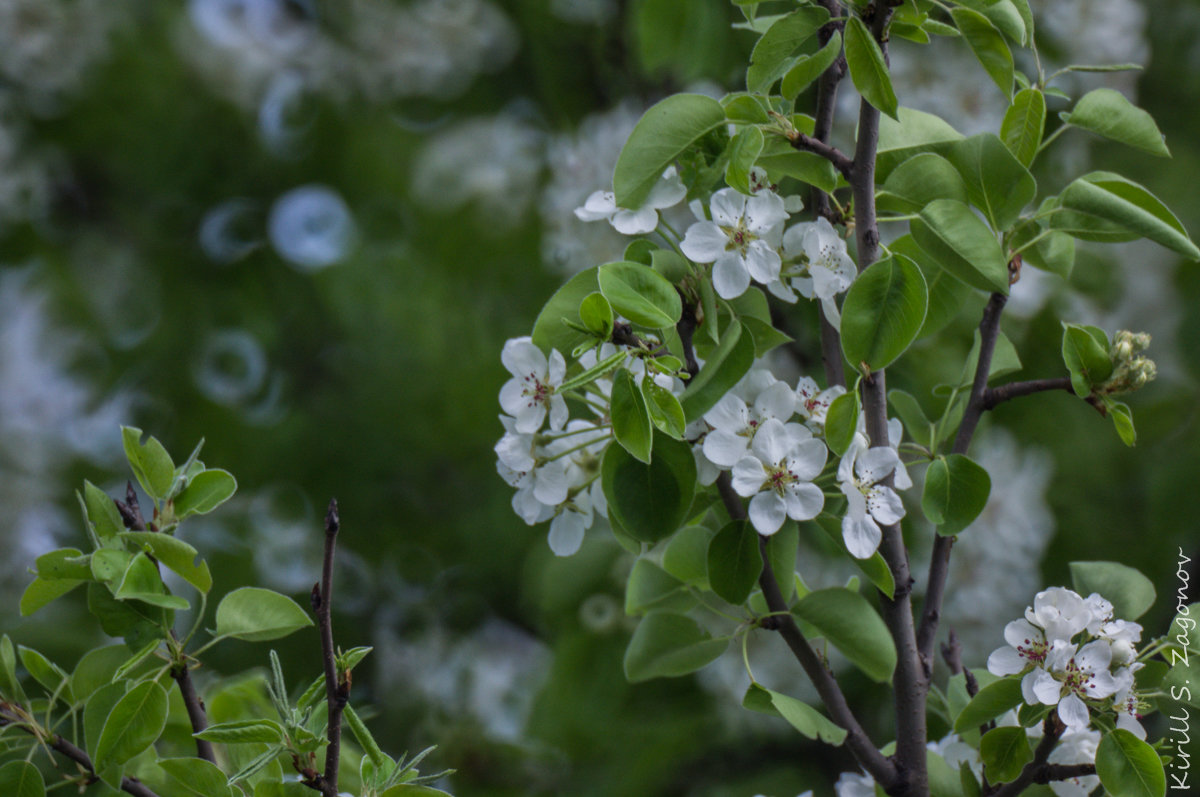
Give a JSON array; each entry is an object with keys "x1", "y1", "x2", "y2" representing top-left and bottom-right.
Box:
[{"x1": 1, "y1": 1, "x2": 1197, "y2": 794}]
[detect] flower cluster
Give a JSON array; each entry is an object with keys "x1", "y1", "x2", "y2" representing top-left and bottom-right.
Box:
[{"x1": 987, "y1": 587, "x2": 1145, "y2": 736}]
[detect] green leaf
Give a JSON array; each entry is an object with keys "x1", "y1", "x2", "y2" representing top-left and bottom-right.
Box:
[
  {"x1": 94, "y1": 680, "x2": 169, "y2": 767},
  {"x1": 840, "y1": 254, "x2": 928, "y2": 371},
  {"x1": 746, "y1": 6, "x2": 829, "y2": 93},
  {"x1": 844, "y1": 16, "x2": 898, "y2": 120},
  {"x1": 781, "y1": 31, "x2": 842, "y2": 100},
  {"x1": 215, "y1": 587, "x2": 314, "y2": 642},
  {"x1": 610, "y1": 369, "x2": 653, "y2": 463},
  {"x1": 623, "y1": 611, "x2": 728, "y2": 682},
  {"x1": 888, "y1": 389, "x2": 932, "y2": 449},
  {"x1": 0, "y1": 762, "x2": 44, "y2": 797},
  {"x1": 173, "y1": 469, "x2": 237, "y2": 519},
  {"x1": 194, "y1": 719, "x2": 285, "y2": 744},
  {"x1": 597, "y1": 261, "x2": 683, "y2": 330},
  {"x1": 83, "y1": 480, "x2": 124, "y2": 541},
  {"x1": 793, "y1": 588, "x2": 896, "y2": 682},
  {"x1": 625, "y1": 559, "x2": 695, "y2": 616},
  {"x1": 980, "y1": 726, "x2": 1032, "y2": 784},
  {"x1": 876, "y1": 107, "x2": 963, "y2": 179},
  {"x1": 650, "y1": 249, "x2": 690, "y2": 284},
  {"x1": 722, "y1": 93, "x2": 771, "y2": 125},
  {"x1": 35, "y1": 547, "x2": 92, "y2": 580},
  {"x1": 707, "y1": 521, "x2": 763, "y2": 605},
  {"x1": 812, "y1": 515, "x2": 895, "y2": 599},
  {"x1": 71, "y1": 646, "x2": 140, "y2": 701},
  {"x1": 679, "y1": 320, "x2": 755, "y2": 422},
  {"x1": 1069, "y1": 561, "x2": 1156, "y2": 620},
  {"x1": 922, "y1": 454, "x2": 991, "y2": 536},
  {"x1": 91, "y1": 548, "x2": 131, "y2": 584},
  {"x1": 725, "y1": 126, "x2": 765, "y2": 195},
  {"x1": 1061, "y1": 322, "x2": 1112, "y2": 396},
  {"x1": 18, "y1": 645, "x2": 72, "y2": 704},
  {"x1": 1057, "y1": 172, "x2": 1200, "y2": 260},
  {"x1": 662, "y1": 524, "x2": 713, "y2": 587},
  {"x1": 641, "y1": 378, "x2": 686, "y2": 440},
  {"x1": 120, "y1": 532, "x2": 212, "y2": 594},
  {"x1": 1000, "y1": 88, "x2": 1045, "y2": 167},
  {"x1": 953, "y1": 677, "x2": 1024, "y2": 733},
  {"x1": 951, "y1": 8, "x2": 1013, "y2": 99},
  {"x1": 113, "y1": 552, "x2": 189, "y2": 610},
  {"x1": 727, "y1": 286, "x2": 793, "y2": 356},
  {"x1": 1096, "y1": 729, "x2": 1166, "y2": 797},
  {"x1": 878, "y1": 153, "x2": 969, "y2": 213},
  {"x1": 121, "y1": 426, "x2": 175, "y2": 501},
  {"x1": 766, "y1": 521, "x2": 799, "y2": 603},
  {"x1": 1010, "y1": 221, "x2": 1074, "y2": 278},
  {"x1": 1107, "y1": 398, "x2": 1136, "y2": 447},
  {"x1": 86, "y1": 581, "x2": 166, "y2": 647},
  {"x1": 614, "y1": 94, "x2": 727, "y2": 208},
  {"x1": 381, "y1": 786, "x2": 454, "y2": 797},
  {"x1": 824, "y1": 390, "x2": 860, "y2": 458},
  {"x1": 911, "y1": 200, "x2": 1010, "y2": 294},
  {"x1": 601, "y1": 432, "x2": 696, "y2": 543},
  {"x1": 1064, "y1": 88, "x2": 1169, "y2": 157},
  {"x1": 20, "y1": 577, "x2": 83, "y2": 616},
  {"x1": 532, "y1": 267, "x2": 600, "y2": 355},
  {"x1": 742, "y1": 683, "x2": 848, "y2": 745},
  {"x1": 344, "y1": 704, "x2": 385, "y2": 770},
  {"x1": 968, "y1": 0, "x2": 1026, "y2": 44},
  {"x1": 755, "y1": 136, "x2": 838, "y2": 194},
  {"x1": 945, "y1": 133, "x2": 1036, "y2": 232},
  {"x1": 84, "y1": 682, "x2": 126, "y2": 763},
  {"x1": 158, "y1": 758, "x2": 236, "y2": 797}
]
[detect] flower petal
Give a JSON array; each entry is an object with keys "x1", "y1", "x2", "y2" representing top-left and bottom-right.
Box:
[
  {"x1": 574, "y1": 190, "x2": 616, "y2": 221},
  {"x1": 712, "y1": 254, "x2": 751, "y2": 299},
  {"x1": 611, "y1": 207, "x2": 660, "y2": 235},
  {"x1": 548, "y1": 512, "x2": 586, "y2": 556},
  {"x1": 1057, "y1": 693, "x2": 1090, "y2": 730},
  {"x1": 988, "y1": 646, "x2": 1028, "y2": 676},
  {"x1": 680, "y1": 221, "x2": 729, "y2": 263},
  {"x1": 703, "y1": 429, "x2": 750, "y2": 468},
  {"x1": 784, "y1": 481, "x2": 824, "y2": 521},
  {"x1": 749, "y1": 491, "x2": 787, "y2": 535},
  {"x1": 731, "y1": 456, "x2": 767, "y2": 496},
  {"x1": 709, "y1": 188, "x2": 746, "y2": 227},
  {"x1": 842, "y1": 513, "x2": 881, "y2": 558}
]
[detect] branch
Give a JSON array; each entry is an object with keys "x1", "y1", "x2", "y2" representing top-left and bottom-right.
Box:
[
  {"x1": 170, "y1": 656, "x2": 216, "y2": 764},
  {"x1": 789, "y1": 131, "x2": 854, "y2": 178},
  {"x1": 983, "y1": 377, "x2": 1074, "y2": 409},
  {"x1": 306, "y1": 499, "x2": 347, "y2": 797},
  {"x1": 987, "y1": 715, "x2": 1069, "y2": 797},
  {"x1": 0, "y1": 705, "x2": 163, "y2": 797},
  {"x1": 938, "y1": 629, "x2": 979, "y2": 698},
  {"x1": 916, "y1": 292, "x2": 1008, "y2": 670},
  {"x1": 715, "y1": 475, "x2": 901, "y2": 791}
]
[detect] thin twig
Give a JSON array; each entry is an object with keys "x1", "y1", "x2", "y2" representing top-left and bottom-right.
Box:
[
  {"x1": 715, "y1": 475, "x2": 901, "y2": 791},
  {"x1": 170, "y1": 655, "x2": 216, "y2": 764},
  {"x1": 789, "y1": 132, "x2": 854, "y2": 178},
  {"x1": 307, "y1": 499, "x2": 346, "y2": 797},
  {"x1": 983, "y1": 377, "x2": 1074, "y2": 409},
  {"x1": 939, "y1": 629, "x2": 979, "y2": 697}
]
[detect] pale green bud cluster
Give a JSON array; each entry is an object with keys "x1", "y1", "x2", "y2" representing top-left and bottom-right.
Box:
[{"x1": 1099, "y1": 330, "x2": 1156, "y2": 395}]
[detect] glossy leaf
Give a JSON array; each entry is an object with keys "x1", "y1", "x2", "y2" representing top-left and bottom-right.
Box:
[
  {"x1": 215, "y1": 587, "x2": 314, "y2": 641},
  {"x1": 742, "y1": 683, "x2": 848, "y2": 745},
  {"x1": 755, "y1": 136, "x2": 839, "y2": 194},
  {"x1": 951, "y1": 8, "x2": 1013, "y2": 98},
  {"x1": 876, "y1": 107, "x2": 963, "y2": 178},
  {"x1": 611, "y1": 369, "x2": 653, "y2": 463},
  {"x1": 1000, "y1": 88, "x2": 1045, "y2": 166},
  {"x1": 1069, "y1": 561, "x2": 1156, "y2": 620},
  {"x1": 922, "y1": 454, "x2": 991, "y2": 536},
  {"x1": 1061, "y1": 323, "x2": 1112, "y2": 396},
  {"x1": 18, "y1": 645, "x2": 72, "y2": 703},
  {"x1": 1064, "y1": 88, "x2": 1169, "y2": 157},
  {"x1": 945, "y1": 133, "x2": 1036, "y2": 232},
  {"x1": 121, "y1": 426, "x2": 175, "y2": 501},
  {"x1": 680, "y1": 320, "x2": 755, "y2": 422},
  {"x1": 598, "y1": 261, "x2": 682, "y2": 329},
  {"x1": 911, "y1": 200, "x2": 1010, "y2": 294},
  {"x1": 0, "y1": 761, "x2": 44, "y2": 797},
  {"x1": 824, "y1": 390, "x2": 860, "y2": 458},
  {"x1": 195, "y1": 719, "x2": 285, "y2": 744},
  {"x1": 662, "y1": 524, "x2": 713, "y2": 587},
  {"x1": 953, "y1": 677, "x2": 1024, "y2": 733},
  {"x1": 781, "y1": 31, "x2": 842, "y2": 100},
  {"x1": 625, "y1": 559, "x2": 695, "y2": 616},
  {"x1": 614, "y1": 94, "x2": 726, "y2": 208},
  {"x1": 723, "y1": 94, "x2": 771, "y2": 125},
  {"x1": 725, "y1": 126, "x2": 765, "y2": 195},
  {"x1": 1057, "y1": 172, "x2": 1200, "y2": 260},
  {"x1": 532, "y1": 267, "x2": 600, "y2": 355},
  {"x1": 83, "y1": 480, "x2": 124, "y2": 541},
  {"x1": 1096, "y1": 729, "x2": 1165, "y2": 797},
  {"x1": 878, "y1": 153, "x2": 968, "y2": 213},
  {"x1": 158, "y1": 758, "x2": 236, "y2": 797},
  {"x1": 793, "y1": 588, "x2": 896, "y2": 682},
  {"x1": 601, "y1": 432, "x2": 696, "y2": 543},
  {"x1": 888, "y1": 389, "x2": 932, "y2": 449},
  {"x1": 20, "y1": 576, "x2": 83, "y2": 616},
  {"x1": 707, "y1": 521, "x2": 762, "y2": 605},
  {"x1": 173, "y1": 469, "x2": 237, "y2": 518},
  {"x1": 840, "y1": 254, "x2": 928, "y2": 371},
  {"x1": 641, "y1": 378, "x2": 686, "y2": 440},
  {"x1": 1106, "y1": 398, "x2": 1136, "y2": 447},
  {"x1": 765, "y1": 521, "x2": 799, "y2": 603},
  {"x1": 844, "y1": 16, "x2": 898, "y2": 120},
  {"x1": 94, "y1": 680, "x2": 169, "y2": 767},
  {"x1": 113, "y1": 552, "x2": 189, "y2": 610},
  {"x1": 980, "y1": 726, "x2": 1031, "y2": 784},
  {"x1": 122, "y1": 532, "x2": 213, "y2": 593},
  {"x1": 746, "y1": 6, "x2": 829, "y2": 93},
  {"x1": 623, "y1": 611, "x2": 728, "y2": 682}
]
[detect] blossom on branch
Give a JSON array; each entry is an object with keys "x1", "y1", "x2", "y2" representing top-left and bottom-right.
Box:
[
  {"x1": 574, "y1": 166, "x2": 686, "y2": 235},
  {"x1": 680, "y1": 187, "x2": 789, "y2": 300}
]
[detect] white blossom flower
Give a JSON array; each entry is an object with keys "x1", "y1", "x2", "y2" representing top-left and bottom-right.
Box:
[
  {"x1": 1047, "y1": 727, "x2": 1102, "y2": 797},
  {"x1": 928, "y1": 732, "x2": 982, "y2": 779},
  {"x1": 1099, "y1": 618, "x2": 1142, "y2": 665},
  {"x1": 1025, "y1": 587, "x2": 1093, "y2": 644},
  {"x1": 701, "y1": 381, "x2": 799, "y2": 468},
  {"x1": 1111, "y1": 663, "x2": 1146, "y2": 739},
  {"x1": 780, "y1": 217, "x2": 856, "y2": 324},
  {"x1": 731, "y1": 418, "x2": 826, "y2": 535},
  {"x1": 987, "y1": 617, "x2": 1052, "y2": 678},
  {"x1": 497, "y1": 456, "x2": 566, "y2": 526},
  {"x1": 574, "y1": 166, "x2": 686, "y2": 235},
  {"x1": 1083, "y1": 592, "x2": 1115, "y2": 634},
  {"x1": 837, "y1": 438, "x2": 907, "y2": 558},
  {"x1": 1030, "y1": 639, "x2": 1119, "y2": 730},
  {"x1": 795, "y1": 376, "x2": 845, "y2": 431},
  {"x1": 499, "y1": 337, "x2": 568, "y2": 434},
  {"x1": 681, "y1": 187, "x2": 788, "y2": 299},
  {"x1": 547, "y1": 489, "x2": 593, "y2": 557},
  {"x1": 748, "y1": 166, "x2": 804, "y2": 213},
  {"x1": 834, "y1": 771, "x2": 876, "y2": 797}
]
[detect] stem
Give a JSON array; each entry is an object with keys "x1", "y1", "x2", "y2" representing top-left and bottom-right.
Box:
[
  {"x1": 1034, "y1": 123, "x2": 1068, "y2": 156},
  {"x1": 309, "y1": 499, "x2": 346, "y2": 797},
  {"x1": 170, "y1": 647, "x2": 216, "y2": 764},
  {"x1": 987, "y1": 715, "x2": 1072, "y2": 797},
  {"x1": 916, "y1": 293, "x2": 1008, "y2": 672},
  {"x1": 983, "y1": 377, "x2": 1074, "y2": 409},
  {"x1": 789, "y1": 132, "x2": 854, "y2": 178},
  {"x1": 715, "y1": 475, "x2": 901, "y2": 791}
]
